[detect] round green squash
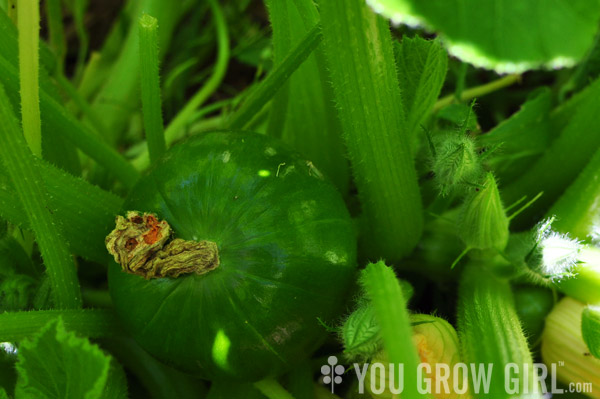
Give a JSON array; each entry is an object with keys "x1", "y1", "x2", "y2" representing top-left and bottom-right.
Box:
[{"x1": 108, "y1": 131, "x2": 357, "y2": 381}]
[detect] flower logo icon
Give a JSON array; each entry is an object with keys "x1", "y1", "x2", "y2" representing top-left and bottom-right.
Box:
[{"x1": 321, "y1": 355, "x2": 345, "y2": 393}]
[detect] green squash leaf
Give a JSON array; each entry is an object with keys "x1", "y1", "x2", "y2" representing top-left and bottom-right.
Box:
[
  {"x1": 478, "y1": 89, "x2": 551, "y2": 182},
  {"x1": 0, "y1": 274, "x2": 36, "y2": 312},
  {"x1": 435, "y1": 103, "x2": 479, "y2": 131},
  {"x1": 99, "y1": 360, "x2": 128, "y2": 399},
  {"x1": 342, "y1": 302, "x2": 382, "y2": 360},
  {"x1": 503, "y1": 77, "x2": 600, "y2": 227},
  {"x1": 369, "y1": 0, "x2": 600, "y2": 73},
  {"x1": 549, "y1": 148, "x2": 600, "y2": 242},
  {"x1": 582, "y1": 306, "x2": 600, "y2": 359},
  {"x1": 343, "y1": 279, "x2": 414, "y2": 360},
  {"x1": 560, "y1": 34, "x2": 600, "y2": 100},
  {"x1": 0, "y1": 235, "x2": 40, "y2": 312},
  {"x1": 14, "y1": 318, "x2": 125, "y2": 399},
  {"x1": 395, "y1": 36, "x2": 447, "y2": 144}
]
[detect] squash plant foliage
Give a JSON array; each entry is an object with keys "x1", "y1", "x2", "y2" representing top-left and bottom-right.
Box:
[{"x1": 1, "y1": 0, "x2": 600, "y2": 398}]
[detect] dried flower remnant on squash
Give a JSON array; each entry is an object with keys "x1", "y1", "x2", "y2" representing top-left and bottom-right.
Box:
[{"x1": 105, "y1": 211, "x2": 219, "y2": 279}]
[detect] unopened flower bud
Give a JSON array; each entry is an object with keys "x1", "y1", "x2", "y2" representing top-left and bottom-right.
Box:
[
  {"x1": 459, "y1": 173, "x2": 509, "y2": 254},
  {"x1": 433, "y1": 134, "x2": 481, "y2": 197}
]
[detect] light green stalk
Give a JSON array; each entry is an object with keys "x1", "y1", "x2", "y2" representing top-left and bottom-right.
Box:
[
  {"x1": 17, "y1": 0, "x2": 42, "y2": 156},
  {"x1": 0, "y1": 83, "x2": 81, "y2": 309},
  {"x1": 139, "y1": 14, "x2": 166, "y2": 165},
  {"x1": 319, "y1": 0, "x2": 423, "y2": 260}
]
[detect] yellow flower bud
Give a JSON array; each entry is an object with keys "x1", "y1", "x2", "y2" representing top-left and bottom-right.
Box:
[
  {"x1": 365, "y1": 314, "x2": 471, "y2": 399},
  {"x1": 542, "y1": 297, "x2": 600, "y2": 394}
]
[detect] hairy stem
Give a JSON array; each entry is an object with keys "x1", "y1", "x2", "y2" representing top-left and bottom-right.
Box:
[
  {"x1": 0, "y1": 83, "x2": 81, "y2": 308},
  {"x1": 361, "y1": 261, "x2": 425, "y2": 398},
  {"x1": 0, "y1": 309, "x2": 121, "y2": 341},
  {"x1": 139, "y1": 13, "x2": 166, "y2": 165},
  {"x1": 319, "y1": 0, "x2": 423, "y2": 260},
  {"x1": 228, "y1": 23, "x2": 322, "y2": 130},
  {"x1": 433, "y1": 74, "x2": 521, "y2": 112}
]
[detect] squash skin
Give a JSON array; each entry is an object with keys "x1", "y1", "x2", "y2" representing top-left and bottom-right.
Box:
[{"x1": 108, "y1": 131, "x2": 357, "y2": 381}]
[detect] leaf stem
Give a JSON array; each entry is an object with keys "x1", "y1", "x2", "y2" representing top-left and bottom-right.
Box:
[
  {"x1": 164, "y1": 0, "x2": 229, "y2": 141},
  {"x1": 139, "y1": 14, "x2": 166, "y2": 165},
  {"x1": 0, "y1": 156, "x2": 123, "y2": 263},
  {"x1": 502, "y1": 77, "x2": 600, "y2": 225},
  {"x1": 253, "y1": 378, "x2": 296, "y2": 399},
  {"x1": 507, "y1": 191, "x2": 544, "y2": 221},
  {"x1": 70, "y1": 0, "x2": 89, "y2": 81},
  {"x1": 90, "y1": 0, "x2": 185, "y2": 143},
  {"x1": 0, "y1": 309, "x2": 121, "y2": 341},
  {"x1": 0, "y1": 56, "x2": 139, "y2": 186},
  {"x1": 228, "y1": 23, "x2": 322, "y2": 130},
  {"x1": 319, "y1": 0, "x2": 423, "y2": 260},
  {"x1": 130, "y1": 100, "x2": 231, "y2": 170},
  {"x1": 102, "y1": 337, "x2": 207, "y2": 399},
  {"x1": 433, "y1": 74, "x2": 521, "y2": 112},
  {"x1": 360, "y1": 261, "x2": 425, "y2": 398},
  {"x1": 0, "y1": 83, "x2": 81, "y2": 309},
  {"x1": 54, "y1": 73, "x2": 109, "y2": 136},
  {"x1": 17, "y1": 0, "x2": 42, "y2": 156},
  {"x1": 265, "y1": 0, "x2": 350, "y2": 193},
  {"x1": 45, "y1": 0, "x2": 66, "y2": 73},
  {"x1": 129, "y1": 0, "x2": 228, "y2": 171},
  {"x1": 458, "y1": 263, "x2": 538, "y2": 395}
]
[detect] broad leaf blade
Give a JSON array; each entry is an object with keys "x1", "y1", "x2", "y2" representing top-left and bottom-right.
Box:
[
  {"x1": 502, "y1": 77, "x2": 600, "y2": 227},
  {"x1": 395, "y1": 36, "x2": 447, "y2": 145},
  {"x1": 14, "y1": 318, "x2": 118, "y2": 399},
  {"x1": 477, "y1": 89, "x2": 551, "y2": 182},
  {"x1": 369, "y1": 0, "x2": 600, "y2": 73},
  {"x1": 100, "y1": 360, "x2": 128, "y2": 399},
  {"x1": 342, "y1": 303, "x2": 382, "y2": 360}
]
